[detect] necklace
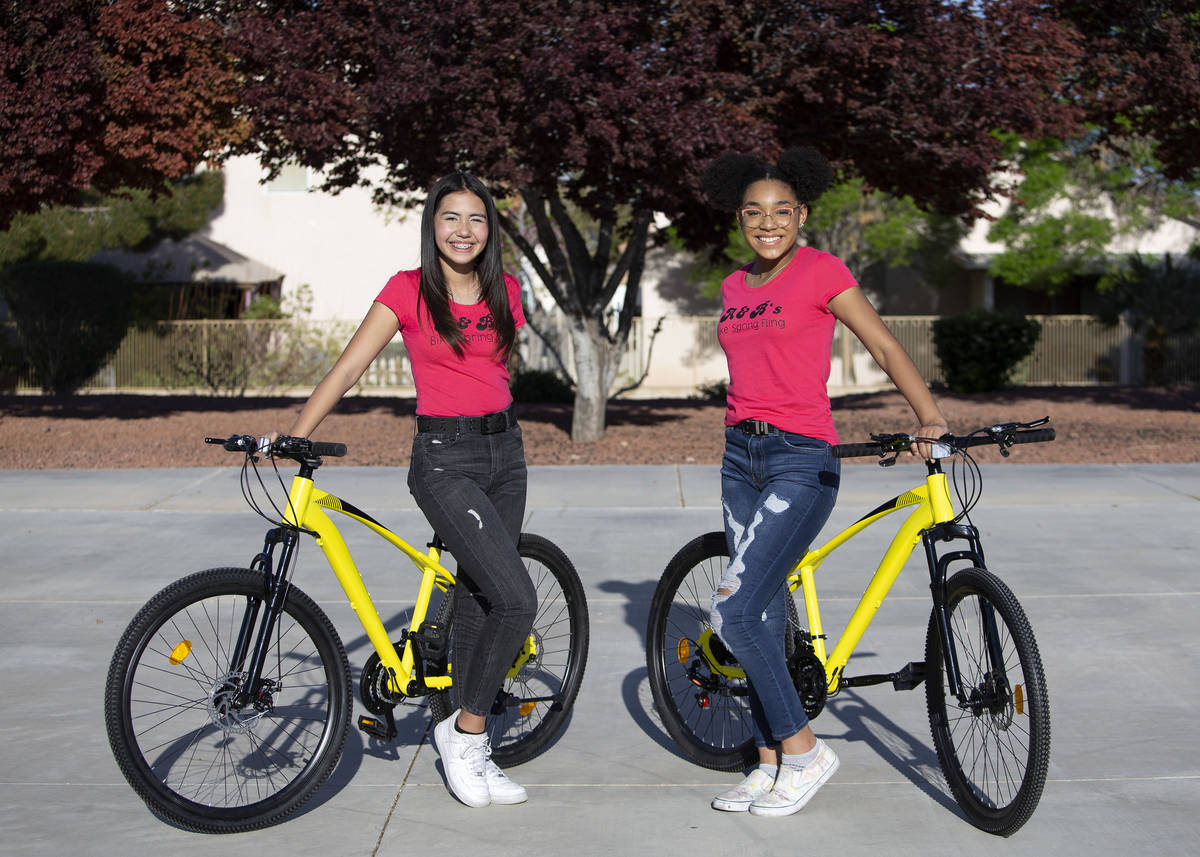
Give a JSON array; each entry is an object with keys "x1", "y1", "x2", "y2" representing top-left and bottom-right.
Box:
[
  {"x1": 745, "y1": 247, "x2": 797, "y2": 288},
  {"x1": 449, "y1": 274, "x2": 481, "y2": 304}
]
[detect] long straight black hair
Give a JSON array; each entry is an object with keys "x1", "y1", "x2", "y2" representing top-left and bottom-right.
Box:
[{"x1": 418, "y1": 172, "x2": 516, "y2": 357}]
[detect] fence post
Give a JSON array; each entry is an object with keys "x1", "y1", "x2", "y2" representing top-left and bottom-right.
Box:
[
  {"x1": 1118, "y1": 316, "x2": 1135, "y2": 384},
  {"x1": 840, "y1": 321, "x2": 853, "y2": 385}
]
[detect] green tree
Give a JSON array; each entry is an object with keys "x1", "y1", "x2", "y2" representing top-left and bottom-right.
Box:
[
  {"x1": 0, "y1": 260, "x2": 134, "y2": 394},
  {"x1": 0, "y1": 172, "x2": 225, "y2": 267},
  {"x1": 1097, "y1": 253, "x2": 1200, "y2": 384},
  {"x1": 987, "y1": 135, "x2": 1200, "y2": 293}
]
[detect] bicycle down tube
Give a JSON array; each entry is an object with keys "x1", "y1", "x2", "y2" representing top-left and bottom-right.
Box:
[
  {"x1": 791, "y1": 469, "x2": 961, "y2": 692},
  {"x1": 281, "y1": 472, "x2": 455, "y2": 695}
]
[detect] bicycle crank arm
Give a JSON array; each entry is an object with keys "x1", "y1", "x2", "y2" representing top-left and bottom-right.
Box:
[{"x1": 840, "y1": 661, "x2": 926, "y2": 691}]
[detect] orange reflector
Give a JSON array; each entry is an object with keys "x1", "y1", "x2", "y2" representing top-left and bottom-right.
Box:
[
  {"x1": 1014, "y1": 684, "x2": 1025, "y2": 715},
  {"x1": 168, "y1": 640, "x2": 192, "y2": 665},
  {"x1": 676, "y1": 639, "x2": 691, "y2": 663},
  {"x1": 519, "y1": 702, "x2": 536, "y2": 716}
]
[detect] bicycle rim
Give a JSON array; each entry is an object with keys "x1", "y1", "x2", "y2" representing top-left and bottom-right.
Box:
[
  {"x1": 646, "y1": 532, "x2": 757, "y2": 772},
  {"x1": 105, "y1": 568, "x2": 351, "y2": 832},
  {"x1": 926, "y1": 567, "x2": 1050, "y2": 835},
  {"x1": 429, "y1": 533, "x2": 588, "y2": 766}
]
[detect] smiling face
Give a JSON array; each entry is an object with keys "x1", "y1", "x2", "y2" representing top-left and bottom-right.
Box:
[
  {"x1": 433, "y1": 189, "x2": 489, "y2": 274},
  {"x1": 739, "y1": 178, "x2": 806, "y2": 273}
]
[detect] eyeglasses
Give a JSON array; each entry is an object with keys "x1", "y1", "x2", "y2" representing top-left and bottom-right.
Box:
[{"x1": 738, "y1": 204, "x2": 803, "y2": 228}]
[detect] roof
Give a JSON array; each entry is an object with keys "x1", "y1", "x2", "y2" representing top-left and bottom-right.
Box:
[{"x1": 91, "y1": 235, "x2": 283, "y2": 287}]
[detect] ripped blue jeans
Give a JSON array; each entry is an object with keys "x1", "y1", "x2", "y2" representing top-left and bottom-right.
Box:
[{"x1": 711, "y1": 426, "x2": 840, "y2": 747}]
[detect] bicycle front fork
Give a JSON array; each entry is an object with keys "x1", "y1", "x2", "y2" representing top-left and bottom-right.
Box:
[
  {"x1": 922, "y1": 522, "x2": 1004, "y2": 701},
  {"x1": 224, "y1": 527, "x2": 301, "y2": 709}
]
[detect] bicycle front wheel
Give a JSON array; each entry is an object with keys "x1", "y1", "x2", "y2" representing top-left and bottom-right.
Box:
[
  {"x1": 645, "y1": 532, "x2": 758, "y2": 772},
  {"x1": 925, "y1": 567, "x2": 1050, "y2": 836},
  {"x1": 428, "y1": 533, "x2": 589, "y2": 766},
  {"x1": 104, "y1": 568, "x2": 352, "y2": 833}
]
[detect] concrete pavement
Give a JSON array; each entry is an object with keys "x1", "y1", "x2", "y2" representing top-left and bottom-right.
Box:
[{"x1": 1, "y1": 462, "x2": 1198, "y2": 856}]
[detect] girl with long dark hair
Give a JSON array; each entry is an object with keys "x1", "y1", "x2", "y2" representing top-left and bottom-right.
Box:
[{"x1": 279, "y1": 172, "x2": 533, "y2": 808}]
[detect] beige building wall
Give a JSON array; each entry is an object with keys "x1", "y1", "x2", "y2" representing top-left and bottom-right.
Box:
[{"x1": 203, "y1": 156, "x2": 422, "y2": 322}]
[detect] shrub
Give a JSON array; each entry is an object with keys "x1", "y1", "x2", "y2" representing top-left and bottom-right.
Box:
[
  {"x1": 510, "y1": 368, "x2": 574, "y2": 403},
  {"x1": 694, "y1": 379, "x2": 728, "y2": 401},
  {"x1": 932, "y1": 310, "x2": 1041, "y2": 393},
  {"x1": 0, "y1": 260, "x2": 134, "y2": 394}
]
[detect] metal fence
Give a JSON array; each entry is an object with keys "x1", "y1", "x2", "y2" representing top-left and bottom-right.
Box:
[{"x1": 4, "y1": 314, "x2": 1197, "y2": 395}]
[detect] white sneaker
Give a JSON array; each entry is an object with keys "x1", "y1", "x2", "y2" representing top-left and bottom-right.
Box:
[
  {"x1": 433, "y1": 711, "x2": 491, "y2": 807},
  {"x1": 711, "y1": 768, "x2": 776, "y2": 812},
  {"x1": 484, "y1": 759, "x2": 528, "y2": 805},
  {"x1": 749, "y1": 740, "x2": 839, "y2": 817}
]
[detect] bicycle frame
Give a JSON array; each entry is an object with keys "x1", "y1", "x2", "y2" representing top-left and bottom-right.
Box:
[
  {"x1": 279, "y1": 472, "x2": 455, "y2": 696},
  {"x1": 787, "y1": 466, "x2": 985, "y2": 695},
  {"x1": 239, "y1": 468, "x2": 534, "y2": 703}
]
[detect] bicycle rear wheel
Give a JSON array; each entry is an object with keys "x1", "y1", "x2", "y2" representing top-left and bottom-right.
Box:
[
  {"x1": 925, "y1": 567, "x2": 1050, "y2": 836},
  {"x1": 645, "y1": 532, "x2": 758, "y2": 772},
  {"x1": 104, "y1": 568, "x2": 352, "y2": 833},
  {"x1": 428, "y1": 533, "x2": 589, "y2": 766}
]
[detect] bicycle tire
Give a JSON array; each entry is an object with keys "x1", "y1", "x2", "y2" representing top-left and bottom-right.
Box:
[
  {"x1": 925, "y1": 567, "x2": 1050, "y2": 836},
  {"x1": 646, "y1": 531, "x2": 804, "y2": 772},
  {"x1": 104, "y1": 568, "x2": 352, "y2": 833},
  {"x1": 428, "y1": 533, "x2": 589, "y2": 766}
]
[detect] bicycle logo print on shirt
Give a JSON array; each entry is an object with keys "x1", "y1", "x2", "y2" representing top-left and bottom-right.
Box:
[
  {"x1": 431, "y1": 314, "x2": 498, "y2": 347},
  {"x1": 719, "y1": 300, "x2": 787, "y2": 335}
]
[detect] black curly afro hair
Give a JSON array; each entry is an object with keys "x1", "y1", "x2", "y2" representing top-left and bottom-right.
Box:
[{"x1": 702, "y1": 147, "x2": 834, "y2": 211}]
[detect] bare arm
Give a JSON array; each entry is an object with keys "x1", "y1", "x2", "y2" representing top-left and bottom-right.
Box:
[
  {"x1": 286, "y1": 302, "x2": 400, "y2": 438},
  {"x1": 828, "y1": 286, "x2": 948, "y2": 458}
]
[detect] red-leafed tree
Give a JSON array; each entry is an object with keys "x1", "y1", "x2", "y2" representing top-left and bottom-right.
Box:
[
  {"x1": 220, "y1": 0, "x2": 1089, "y2": 440},
  {"x1": 1060, "y1": 0, "x2": 1200, "y2": 182},
  {"x1": 0, "y1": 0, "x2": 241, "y2": 230}
]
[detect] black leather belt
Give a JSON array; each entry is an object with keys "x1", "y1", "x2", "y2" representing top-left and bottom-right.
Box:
[
  {"x1": 416, "y1": 406, "x2": 515, "y2": 435},
  {"x1": 736, "y1": 418, "x2": 780, "y2": 435}
]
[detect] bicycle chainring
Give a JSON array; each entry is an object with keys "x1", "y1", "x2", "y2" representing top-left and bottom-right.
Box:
[
  {"x1": 360, "y1": 645, "x2": 407, "y2": 714},
  {"x1": 789, "y1": 643, "x2": 828, "y2": 720}
]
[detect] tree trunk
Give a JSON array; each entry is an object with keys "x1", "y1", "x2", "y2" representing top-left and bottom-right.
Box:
[{"x1": 568, "y1": 315, "x2": 624, "y2": 442}]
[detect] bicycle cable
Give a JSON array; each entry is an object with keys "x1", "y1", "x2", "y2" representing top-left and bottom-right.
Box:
[{"x1": 949, "y1": 434, "x2": 989, "y2": 525}]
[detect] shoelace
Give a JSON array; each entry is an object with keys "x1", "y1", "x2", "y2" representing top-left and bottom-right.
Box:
[{"x1": 457, "y1": 735, "x2": 491, "y2": 775}]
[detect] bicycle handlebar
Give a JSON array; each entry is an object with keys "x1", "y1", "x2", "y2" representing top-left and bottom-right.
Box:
[
  {"x1": 204, "y1": 435, "x2": 348, "y2": 461},
  {"x1": 833, "y1": 418, "x2": 1055, "y2": 460}
]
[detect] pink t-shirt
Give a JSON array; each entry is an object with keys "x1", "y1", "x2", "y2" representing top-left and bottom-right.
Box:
[
  {"x1": 717, "y1": 246, "x2": 857, "y2": 443},
  {"x1": 375, "y1": 269, "x2": 526, "y2": 417}
]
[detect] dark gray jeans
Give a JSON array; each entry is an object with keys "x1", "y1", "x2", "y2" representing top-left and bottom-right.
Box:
[{"x1": 407, "y1": 420, "x2": 536, "y2": 718}]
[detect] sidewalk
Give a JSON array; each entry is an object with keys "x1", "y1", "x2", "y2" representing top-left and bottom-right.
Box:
[{"x1": 1, "y1": 463, "x2": 1197, "y2": 856}]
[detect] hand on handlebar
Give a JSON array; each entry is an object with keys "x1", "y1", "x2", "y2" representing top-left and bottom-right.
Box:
[{"x1": 909, "y1": 422, "x2": 950, "y2": 461}]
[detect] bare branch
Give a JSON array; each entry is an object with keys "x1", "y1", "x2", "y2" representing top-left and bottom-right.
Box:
[{"x1": 613, "y1": 315, "x2": 665, "y2": 397}]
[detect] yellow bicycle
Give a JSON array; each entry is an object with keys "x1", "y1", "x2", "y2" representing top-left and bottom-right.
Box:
[
  {"x1": 646, "y1": 418, "x2": 1054, "y2": 836},
  {"x1": 104, "y1": 434, "x2": 589, "y2": 832}
]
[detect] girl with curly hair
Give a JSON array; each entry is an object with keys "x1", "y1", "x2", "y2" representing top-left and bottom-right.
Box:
[{"x1": 702, "y1": 148, "x2": 948, "y2": 817}]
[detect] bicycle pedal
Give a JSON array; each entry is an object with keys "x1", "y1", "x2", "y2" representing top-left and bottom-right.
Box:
[
  {"x1": 357, "y1": 714, "x2": 397, "y2": 742},
  {"x1": 891, "y1": 661, "x2": 926, "y2": 691},
  {"x1": 414, "y1": 621, "x2": 448, "y2": 661}
]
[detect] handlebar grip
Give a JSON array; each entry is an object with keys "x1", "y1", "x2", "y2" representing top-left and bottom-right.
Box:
[
  {"x1": 833, "y1": 442, "x2": 883, "y2": 459},
  {"x1": 1011, "y1": 427, "x2": 1056, "y2": 444},
  {"x1": 310, "y1": 441, "x2": 348, "y2": 458},
  {"x1": 959, "y1": 427, "x2": 1057, "y2": 449}
]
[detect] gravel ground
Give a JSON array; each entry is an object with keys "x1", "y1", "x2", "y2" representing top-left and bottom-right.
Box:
[{"x1": 1, "y1": 385, "x2": 1197, "y2": 469}]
